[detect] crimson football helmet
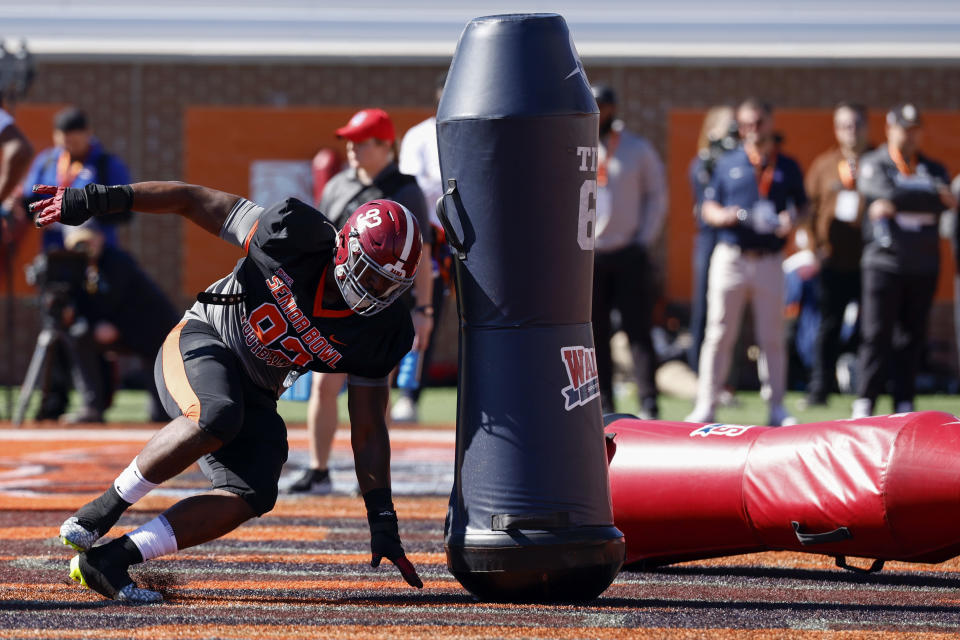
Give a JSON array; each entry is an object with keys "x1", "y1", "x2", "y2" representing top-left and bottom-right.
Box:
[{"x1": 334, "y1": 199, "x2": 422, "y2": 316}]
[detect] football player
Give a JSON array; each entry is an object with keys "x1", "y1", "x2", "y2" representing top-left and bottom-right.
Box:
[{"x1": 31, "y1": 181, "x2": 424, "y2": 602}]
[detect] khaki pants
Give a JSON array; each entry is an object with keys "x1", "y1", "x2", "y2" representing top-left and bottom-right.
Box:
[{"x1": 696, "y1": 242, "x2": 786, "y2": 412}]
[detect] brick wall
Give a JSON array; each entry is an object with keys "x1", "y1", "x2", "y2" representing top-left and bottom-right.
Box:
[{"x1": 2, "y1": 60, "x2": 959, "y2": 386}]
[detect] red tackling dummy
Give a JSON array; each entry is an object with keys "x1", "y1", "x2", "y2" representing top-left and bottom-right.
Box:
[{"x1": 605, "y1": 411, "x2": 960, "y2": 572}]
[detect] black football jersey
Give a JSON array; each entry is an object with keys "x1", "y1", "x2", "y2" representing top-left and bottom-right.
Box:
[{"x1": 183, "y1": 197, "x2": 414, "y2": 397}]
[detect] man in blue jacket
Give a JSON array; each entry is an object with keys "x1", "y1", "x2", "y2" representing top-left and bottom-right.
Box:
[
  {"x1": 23, "y1": 106, "x2": 132, "y2": 251},
  {"x1": 686, "y1": 98, "x2": 807, "y2": 427}
]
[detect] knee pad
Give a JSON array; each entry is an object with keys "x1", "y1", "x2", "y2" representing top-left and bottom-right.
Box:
[
  {"x1": 244, "y1": 482, "x2": 280, "y2": 517},
  {"x1": 197, "y1": 395, "x2": 245, "y2": 444}
]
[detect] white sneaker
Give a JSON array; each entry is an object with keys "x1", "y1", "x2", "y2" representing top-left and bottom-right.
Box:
[
  {"x1": 769, "y1": 404, "x2": 796, "y2": 427},
  {"x1": 390, "y1": 396, "x2": 418, "y2": 423},
  {"x1": 851, "y1": 398, "x2": 873, "y2": 419},
  {"x1": 717, "y1": 389, "x2": 741, "y2": 408},
  {"x1": 684, "y1": 405, "x2": 715, "y2": 423},
  {"x1": 894, "y1": 401, "x2": 915, "y2": 414}
]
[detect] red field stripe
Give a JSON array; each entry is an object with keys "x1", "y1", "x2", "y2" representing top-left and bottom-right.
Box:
[
  {"x1": 0, "y1": 527, "x2": 63, "y2": 540},
  {"x1": 0, "y1": 494, "x2": 181, "y2": 511},
  {"x1": 167, "y1": 577, "x2": 455, "y2": 591},
  {"x1": 0, "y1": 583, "x2": 80, "y2": 601},
  {"x1": 0, "y1": 493, "x2": 449, "y2": 517},
  {"x1": 161, "y1": 551, "x2": 445, "y2": 565},
  {"x1": 0, "y1": 524, "x2": 330, "y2": 542},
  {"x1": 218, "y1": 525, "x2": 330, "y2": 541},
  {"x1": 269, "y1": 495, "x2": 448, "y2": 518},
  {"x1": 0, "y1": 439, "x2": 141, "y2": 454},
  {"x1": 680, "y1": 550, "x2": 960, "y2": 573}
]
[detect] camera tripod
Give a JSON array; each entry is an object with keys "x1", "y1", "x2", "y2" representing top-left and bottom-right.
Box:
[{"x1": 13, "y1": 296, "x2": 101, "y2": 427}]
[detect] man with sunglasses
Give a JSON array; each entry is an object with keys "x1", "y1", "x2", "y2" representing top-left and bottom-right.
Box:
[{"x1": 686, "y1": 98, "x2": 807, "y2": 427}]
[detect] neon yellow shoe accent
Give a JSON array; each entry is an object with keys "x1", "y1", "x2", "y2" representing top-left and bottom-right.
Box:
[
  {"x1": 69, "y1": 555, "x2": 88, "y2": 588},
  {"x1": 62, "y1": 537, "x2": 85, "y2": 552}
]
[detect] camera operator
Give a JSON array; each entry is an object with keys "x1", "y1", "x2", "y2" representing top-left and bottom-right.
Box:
[
  {"x1": 22, "y1": 107, "x2": 134, "y2": 419},
  {"x1": 55, "y1": 220, "x2": 179, "y2": 422}
]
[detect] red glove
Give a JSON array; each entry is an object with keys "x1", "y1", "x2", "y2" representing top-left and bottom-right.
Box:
[
  {"x1": 30, "y1": 184, "x2": 69, "y2": 227},
  {"x1": 30, "y1": 183, "x2": 133, "y2": 227}
]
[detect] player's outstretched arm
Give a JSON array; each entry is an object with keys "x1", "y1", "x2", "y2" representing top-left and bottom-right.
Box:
[
  {"x1": 348, "y1": 382, "x2": 424, "y2": 589},
  {"x1": 30, "y1": 181, "x2": 241, "y2": 236}
]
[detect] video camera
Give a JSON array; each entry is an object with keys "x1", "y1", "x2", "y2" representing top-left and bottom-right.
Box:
[
  {"x1": 24, "y1": 250, "x2": 89, "y2": 327},
  {"x1": 699, "y1": 119, "x2": 740, "y2": 179},
  {"x1": 0, "y1": 39, "x2": 34, "y2": 106}
]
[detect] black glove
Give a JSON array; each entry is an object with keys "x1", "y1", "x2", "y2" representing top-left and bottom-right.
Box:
[
  {"x1": 364, "y1": 488, "x2": 423, "y2": 589},
  {"x1": 31, "y1": 183, "x2": 133, "y2": 227}
]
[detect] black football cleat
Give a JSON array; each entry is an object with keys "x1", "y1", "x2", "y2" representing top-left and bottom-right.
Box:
[
  {"x1": 68, "y1": 538, "x2": 160, "y2": 603},
  {"x1": 60, "y1": 487, "x2": 130, "y2": 551}
]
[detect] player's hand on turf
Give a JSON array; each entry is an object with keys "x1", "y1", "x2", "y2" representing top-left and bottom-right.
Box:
[
  {"x1": 30, "y1": 185, "x2": 92, "y2": 227},
  {"x1": 370, "y1": 519, "x2": 423, "y2": 589}
]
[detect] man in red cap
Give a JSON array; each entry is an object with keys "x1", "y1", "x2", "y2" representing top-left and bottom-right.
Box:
[
  {"x1": 335, "y1": 108, "x2": 396, "y2": 145},
  {"x1": 287, "y1": 108, "x2": 434, "y2": 495}
]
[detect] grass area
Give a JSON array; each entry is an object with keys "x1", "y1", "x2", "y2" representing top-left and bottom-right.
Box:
[
  {"x1": 2, "y1": 384, "x2": 957, "y2": 426},
  {"x1": 0, "y1": 386, "x2": 458, "y2": 426}
]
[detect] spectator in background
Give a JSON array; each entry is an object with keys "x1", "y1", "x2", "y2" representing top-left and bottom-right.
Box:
[
  {"x1": 391, "y1": 71, "x2": 451, "y2": 424},
  {"x1": 590, "y1": 84, "x2": 667, "y2": 419},
  {"x1": 399, "y1": 73, "x2": 445, "y2": 223},
  {"x1": 59, "y1": 220, "x2": 180, "y2": 422},
  {"x1": 287, "y1": 108, "x2": 432, "y2": 494},
  {"x1": 782, "y1": 223, "x2": 823, "y2": 391},
  {"x1": 23, "y1": 106, "x2": 134, "y2": 421},
  {"x1": 852, "y1": 104, "x2": 956, "y2": 418},
  {"x1": 24, "y1": 107, "x2": 132, "y2": 251},
  {"x1": 0, "y1": 90, "x2": 33, "y2": 232},
  {"x1": 953, "y1": 174, "x2": 960, "y2": 381},
  {"x1": 686, "y1": 98, "x2": 806, "y2": 427},
  {"x1": 687, "y1": 105, "x2": 737, "y2": 374},
  {"x1": 801, "y1": 102, "x2": 870, "y2": 407}
]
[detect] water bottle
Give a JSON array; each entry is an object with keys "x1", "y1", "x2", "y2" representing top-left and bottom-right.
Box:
[
  {"x1": 758, "y1": 207, "x2": 780, "y2": 235},
  {"x1": 396, "y1": 350, "x2": 421, "y2": 390}
]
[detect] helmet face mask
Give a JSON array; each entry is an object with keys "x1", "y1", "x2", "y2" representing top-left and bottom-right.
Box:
[{"x1": 334, "y1": 200, "x2": 421, "y2": 316}]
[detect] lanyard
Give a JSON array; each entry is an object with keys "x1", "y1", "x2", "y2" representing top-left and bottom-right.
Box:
[
  {"x1": 887, "y1": 143, "x2": 914, "y2": 176},
  {"x1": 837, "y1": 157, "x2": 857, "y2": 190},
  {"x1": 746, "y1": 147, "x2": 777, "y2": 198},
  {"x1": 55, "y1": 150, "x2": 84, "y2": 188},
  {"x1": 597, "y1": 130, "x2": 621, "y2": 188}
]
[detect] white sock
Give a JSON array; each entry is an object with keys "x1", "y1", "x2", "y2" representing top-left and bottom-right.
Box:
[
  {"x1": 113, "y1": 457, "x2": 158, "y2": 504},
  {"x1": 128, "y1": 514, "x2": 178, "y2": 561}
]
